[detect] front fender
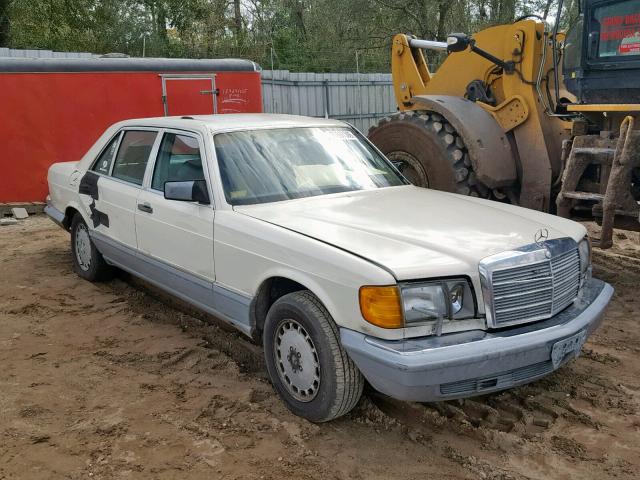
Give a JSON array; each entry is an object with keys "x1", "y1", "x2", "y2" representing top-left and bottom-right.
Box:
[{"x1": 250, "y1": 265, "x2": 359, "y2": 331}]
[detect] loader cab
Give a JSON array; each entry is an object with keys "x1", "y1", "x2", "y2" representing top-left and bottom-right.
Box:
[{"x1": 564, "y1": 0, "x2": 640, "y2": 103}]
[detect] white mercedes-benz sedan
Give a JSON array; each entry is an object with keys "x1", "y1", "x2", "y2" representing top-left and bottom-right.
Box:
[{"x1": 46, "y1": 114, "x2": 613, "y2": 422}]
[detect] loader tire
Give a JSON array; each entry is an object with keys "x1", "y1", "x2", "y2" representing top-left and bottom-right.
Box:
[{"x1": 368, "y1": 110, "x2": 488, "y2": 197}]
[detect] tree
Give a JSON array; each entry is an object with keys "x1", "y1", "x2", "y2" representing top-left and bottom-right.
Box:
[
  {"x1": 0, "y1": 0, "x2": 10, "y2": 47},
  {"x1": 2, "y1": 0, "x2": 550, "y2": 72}
]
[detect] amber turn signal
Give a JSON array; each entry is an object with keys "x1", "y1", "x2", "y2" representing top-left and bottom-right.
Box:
[{"x1": 359, "y1": 285, "x2": 403, "y2": 329}]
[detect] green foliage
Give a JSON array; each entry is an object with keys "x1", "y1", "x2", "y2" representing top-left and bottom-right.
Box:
[{"x1": 3, "y1": 0, "x2": 562, "y2": 72}]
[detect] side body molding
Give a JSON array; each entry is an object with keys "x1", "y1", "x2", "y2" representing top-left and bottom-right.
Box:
[{"x1": 90, "y1": 230, "x2": 252, "y2": 335}]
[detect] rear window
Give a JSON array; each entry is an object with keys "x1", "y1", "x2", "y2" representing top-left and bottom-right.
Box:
[{"x1": 593, "y1": 0, "x2": 640, "y2": 58}]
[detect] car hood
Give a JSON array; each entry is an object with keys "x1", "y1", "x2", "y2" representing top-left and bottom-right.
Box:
[{"x1": 234, "y1": 186, "x2": 586, "y2": 280}]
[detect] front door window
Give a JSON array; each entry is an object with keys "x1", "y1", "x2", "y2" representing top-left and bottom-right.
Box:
[{"x1": 151, "y1": 133, "x2": 205, "y2": 191}]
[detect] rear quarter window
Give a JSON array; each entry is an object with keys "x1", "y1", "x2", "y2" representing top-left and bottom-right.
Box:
[{"x1": 91, "y1": 134, "x2": 121, "y2": 175}]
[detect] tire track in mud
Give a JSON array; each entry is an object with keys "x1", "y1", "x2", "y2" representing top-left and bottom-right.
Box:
[{"x1": 361, "y1": 370, "x2": 625, "y2": 439}]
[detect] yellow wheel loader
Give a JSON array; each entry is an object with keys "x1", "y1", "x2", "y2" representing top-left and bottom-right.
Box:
[{"x1": 368, "y1": 0, "x2": 640, "y2": 248}]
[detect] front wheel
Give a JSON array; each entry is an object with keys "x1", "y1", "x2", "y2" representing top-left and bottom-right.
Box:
[
  {"x1": 263, "y1": 291, "x2": 364, "y2": 422},
  {"x1": 70, "y1": 214, "x2": 114, "y2": 282}
]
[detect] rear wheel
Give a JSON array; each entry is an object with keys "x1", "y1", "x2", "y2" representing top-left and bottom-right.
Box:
[
  {"x1": 368, "y1": 110, "x2": 490, "y2": 197},
  {"x1": 263, "y1": 291, "x2": 364, "y2": 422},
  {"x1": 70, "y1": 214, "x2": 114, "y2": 282}
]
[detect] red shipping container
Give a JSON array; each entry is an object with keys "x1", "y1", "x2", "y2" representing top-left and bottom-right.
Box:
[{"x1": 0, "y1": 56, "x2": 262, "y2": 202}]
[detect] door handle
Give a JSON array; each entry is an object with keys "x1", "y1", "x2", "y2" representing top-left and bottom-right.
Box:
[{"x1": 137, "y1": 202, "x2": 153, "y2": 214}]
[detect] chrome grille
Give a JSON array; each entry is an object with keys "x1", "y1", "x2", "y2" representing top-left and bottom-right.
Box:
[{"x1": 480, "y1": 238, "x2": 581, "y2": 328}]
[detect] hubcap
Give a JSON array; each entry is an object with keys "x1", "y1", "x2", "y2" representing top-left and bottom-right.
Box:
[
  {"x1": 387, "y1": 150, "x2": 429, "y2": 187},
  {"x1": 274, "y1": 319, "x2": 320, "y2": 402},
  {"x1": 75, "y1": 223, "x2": 92, "y2": 271}
]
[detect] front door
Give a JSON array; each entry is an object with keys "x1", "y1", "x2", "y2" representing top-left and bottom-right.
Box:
[
  {"x1": 161, "y1": 75, "x2": 217, "y2": 116},
  {"x1": 135, "y1": 130, "x2": 215, "y2": 296}
]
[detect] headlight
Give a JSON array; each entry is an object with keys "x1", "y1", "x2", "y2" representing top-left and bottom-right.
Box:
[
  {"x1": 401, "y1": 283, "x2": 448, "y2": 323},
  {"x1": 578, "y1": 236, "x2": 592, "y2": 279},
  {"x1": 358, "y1": 279, "x2": 476, "y2": 330},
  {"x1": 401, "y1": 279, "x2": 475, "y2": 325}
]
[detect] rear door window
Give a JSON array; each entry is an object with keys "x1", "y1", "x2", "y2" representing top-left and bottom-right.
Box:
[
  {"x1": 111, "y1": 130, "x2": 157, "y2": 185},
  {"x1": 151, "y1": 133, "x2": 205, "y2": 191}
]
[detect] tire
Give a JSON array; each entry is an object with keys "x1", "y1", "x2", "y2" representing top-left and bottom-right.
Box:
[
  {"x1": 368, "y1": 110, "x2": 489, "y2": 197},
  {"x1": 263, "y1": 291, "x2": 364, "y2": 422},
  {"x1": 70, "y1": 213, "x2": 114, "y2": 282}
]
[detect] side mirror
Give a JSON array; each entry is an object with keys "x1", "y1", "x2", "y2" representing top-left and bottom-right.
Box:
[
  {"x1": 164, "y1": 180, "x2": 210, "y2": 205},
  {"x1": 446, "y1": 33, "x2": 471, "y2": 53}
]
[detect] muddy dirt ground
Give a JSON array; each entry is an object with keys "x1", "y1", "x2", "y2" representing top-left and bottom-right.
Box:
[{"x1": 1, "y1": 216, "x2": 639, "y2": 480}]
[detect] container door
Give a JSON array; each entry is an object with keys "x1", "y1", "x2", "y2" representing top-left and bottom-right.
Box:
[{"x1": 161, "y1": 75, "x2": 218, "y2": 116}]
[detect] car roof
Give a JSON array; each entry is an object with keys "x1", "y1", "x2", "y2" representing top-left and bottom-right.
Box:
[{"x1": 117, "y1": 113, "x2": 348, "y2": 133}]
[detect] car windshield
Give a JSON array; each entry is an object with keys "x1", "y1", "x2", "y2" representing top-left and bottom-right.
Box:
[{"x1": 213, "y1": 126, "x2": 407, "y2": 205}]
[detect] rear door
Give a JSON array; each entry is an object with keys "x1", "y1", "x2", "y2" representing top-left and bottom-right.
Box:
[
  {"x1": 80, "y1": 129, "x2": 159, "y2": 250},
  {"x1": 135, "y1": 129, "x2": 215, "y2": 288},
  {"x1": 161, "y1": 75, "x2": 218, "y2": 116}
]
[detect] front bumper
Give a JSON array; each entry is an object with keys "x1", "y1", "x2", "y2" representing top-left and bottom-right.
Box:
[{"x1": 341, "y1": 278, "x2": 613, "y2": 402}]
